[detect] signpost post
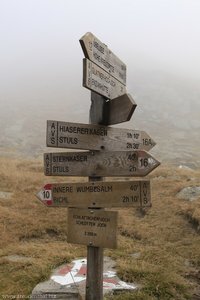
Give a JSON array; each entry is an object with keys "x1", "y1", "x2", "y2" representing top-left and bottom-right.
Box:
[
  {"x1": 37, "y1": 32, "x2": 160, "y2": 300},
  {"x1": 86, "y1": 93, "x2": 106, "y2": 300}
]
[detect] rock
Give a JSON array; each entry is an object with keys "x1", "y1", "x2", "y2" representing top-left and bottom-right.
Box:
[
  {"x1": 176, "y1": 186, "x2": 200, "y2": 201},
  {"x1": 31, "y1": 257, "x2": 137, "y2": 299},
  {"x1": 3, "y1": 255, "x2": 32, "y2": 263},
  {"x1": 31, "y1": 280, "x2": 81, "y2": 300},
  {"x1": 130, "y1": 252, "x2": 141, "y2": 259},
  {"x1": 0, "y1": 191, "x2": 13, "y2": 199},
  {"x1": 178, "y1": 165, "x2": 194, "y2": 171}
]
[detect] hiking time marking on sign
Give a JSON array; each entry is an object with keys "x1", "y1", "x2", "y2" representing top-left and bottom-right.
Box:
[
  {"x1": 80, "y1": 32, "x2": 126, "y2": 85},
  {"x1": 46, "y1": 120, "x2": 155, "y2": 152},
  {"x1": 44, "y1": 151, "x2": 160, "y2": 177},
  {"x1": 36, "y1": 180, "x2": 151, "y2": 208}
]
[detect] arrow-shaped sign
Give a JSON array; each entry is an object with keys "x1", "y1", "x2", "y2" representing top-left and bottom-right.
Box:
[
  {"x1": 80, "y1": 32, "x2": 126, "y2": 85},
  {"x1": 44, "y1": 151, "x2": 160, "y2": 177},
  {"x1": 83, "y1": 59, "x2": 126, "y2": 100},
  {"x1": 46, "y1": 120, "x2": 155, "y2": 152},
  {"x1": 90, "y1": 93, "x2": 137, "y2": 125},
  {"x1": 36, "y1": 180, "x2": 151, "y2": 208},
  {"x1": 105, "y1": 93, "x2": 136, "y2": 125}
]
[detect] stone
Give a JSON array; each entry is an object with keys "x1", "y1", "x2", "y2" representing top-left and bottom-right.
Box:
[
  {"x1": 0, "y1": 191, "x2": 13, "y2": 199},
  {"x1": 130, "y1": 252, "x2": 141, "y2": 259},
  {"x1": 31, "y1": 257, "x2": 137, "y2": 299},
  {"x1": 176, "y1": 186, "x2": 200, "y2": 201},
  {"x1": 3, "y1": 255, "x2": 32, "y2": 263}
]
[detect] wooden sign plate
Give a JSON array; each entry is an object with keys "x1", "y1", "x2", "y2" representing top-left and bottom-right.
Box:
[
  {"x1": 105, "y1": 94, "x2": 136, "y2": 125},
  {"x1": 44, "y1": 150, "x2": 160, "y2": 177},
  {"x1": 89, "y1": 92, "x2": 136, "y2": 125},
  {"x1": 83, "y1": 59, "x2": 126, "y2": 100},
  {"x1": 80, "y1": 32, "x2": 126, "y2": 85},
  {"x1": 36, "y1": 180, "x2": 151, "y2": 208},
  {"x1": 46, "y1": 120, "x2": 155, "y2": 152},
  {"x1": 67, "y1": 208, "x2": 118, "y2": 249}
]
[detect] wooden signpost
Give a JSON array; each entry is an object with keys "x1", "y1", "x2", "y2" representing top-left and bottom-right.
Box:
[{"x1": 37, "y1": 32, "x2": 160, "y2": 300}]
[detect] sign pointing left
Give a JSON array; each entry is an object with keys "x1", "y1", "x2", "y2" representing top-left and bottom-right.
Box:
[{"x1": 36, "y1": 180, "x2": 151, "y2": 208}]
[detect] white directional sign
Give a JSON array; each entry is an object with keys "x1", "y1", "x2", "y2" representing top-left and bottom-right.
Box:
[
  {"x1": 46, "y1": 120, "x2": 155, "y2": 152},
  {"x1": 44, "y1": 150, "x2": 160, "y2": 177},
  {"x1": 36, "y1": 180, "x2": 151, "y2": 208},
  {"x1": 83, "y1": 59, "x2": 126, "y2": 99},
  {"x1": 80, "y1": 32, "x2": 126, "y2": 85}
]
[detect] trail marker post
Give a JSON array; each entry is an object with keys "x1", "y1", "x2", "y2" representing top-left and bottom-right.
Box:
[{"x1": 37, "y1": 32, "x2": 160, "y2": 300}]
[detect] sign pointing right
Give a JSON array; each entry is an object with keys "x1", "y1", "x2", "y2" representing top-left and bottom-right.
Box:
[
  {"x1": 90, "y1": 92, "x2": 137, "y2": 125},
  {"x1": 44, "y1": 150, "x2": 160, "y2": 177},
  {"x1": 46, "y1": 120, "x2": 156, "y2": 152}
]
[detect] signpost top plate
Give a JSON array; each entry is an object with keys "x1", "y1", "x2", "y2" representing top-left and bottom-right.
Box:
[{"x1": 80, "y1": 32, "x2": 126, "y2": 85}]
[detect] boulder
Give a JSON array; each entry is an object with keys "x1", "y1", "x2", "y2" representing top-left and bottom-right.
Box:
[{"x1": 177, "y1": 186, "x2": 200, "y2": 201}]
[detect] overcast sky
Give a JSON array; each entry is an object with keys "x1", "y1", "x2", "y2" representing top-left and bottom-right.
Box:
[{"x1": 0, "y1": 0, "x2": 200, "y2": 105}]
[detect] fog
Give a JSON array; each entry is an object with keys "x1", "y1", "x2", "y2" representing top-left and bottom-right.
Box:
[
  {"x1": 1, "y1": 0, "x2": 200, "y2": 100},
  {"x1": 0, "y1": 0, "x2": 200, "y2": 166}
]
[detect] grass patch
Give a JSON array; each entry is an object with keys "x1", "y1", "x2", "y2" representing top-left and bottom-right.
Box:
[{"x1": 0, "y1": 157, "x2": 200, "y2": 298}]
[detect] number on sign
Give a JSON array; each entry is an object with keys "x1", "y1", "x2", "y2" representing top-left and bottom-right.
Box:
[
  {"x1": 143, "y1": 139, "x2": 153, "y2": 146},
  {"x1": 129, "y1": 166, "x2": 137, "y2": 172},
  {"x1": 122, "y1": 196, "x2": 139, "y2": 203},
  {"x1": 140, "y1": 158, "x2": 148, "y2": 167},
  {"x1": 130, "y1": 185, "x2": 138, "y2": 191},
  {"x1": 43, "y1": 190, "x2": 51, "y2": 200}
]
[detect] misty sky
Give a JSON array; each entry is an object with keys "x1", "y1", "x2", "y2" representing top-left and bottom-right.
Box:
[{"x1": 0, "y1": 0, "x2": 200, "y2": 106}]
